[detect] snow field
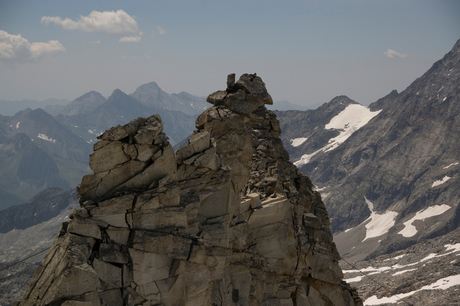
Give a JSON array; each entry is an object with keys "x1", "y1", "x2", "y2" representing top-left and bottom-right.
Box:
[
  {"x1": 398, "y1": 204, "x2": 451, "y2": 238},
  {"x1": 432, "y1": 176, "x2": 452, "y2": 187},
  {"x1": 362, "y1": 197, "x2": 398, "y2": 242},
  {"x1": 290, "y1": 137, "x2": 308, "y2": 147},
  {"x1": 37, "y1": 133, "x2": 56, "y2": 143},
  {"x1": 364, "y1": 274, "x2": 460, "y2": 305},
  {"x1": 294, "y1": 104, "x2": 381, "y2": 167}
]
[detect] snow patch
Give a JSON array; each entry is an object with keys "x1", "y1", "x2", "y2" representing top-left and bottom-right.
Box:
[
  {"x1": 392, "y1": 268, "x2": 416, "y2": 276},
  {"x1": 398, "y1": 204, "x2": 451, "y2": 237},
  {"x1": 345, "y1": 276, "x2": 363, "y2": 283},
  {"x1": 445, "y1": 243, "x2": 460, "y2": 253},
  {"x1": 16, "y1": 121, "x2": 20, "y2": 129},
  {"x1": 290, "y1": 137, "x2": 308, "y2": 147},
  {"x1": 444, "y1": 162, "x2": 458, "y2": 169},
  {"x1": 294, "y1": 104, "x2": 381, "y2": 167},
  {"x1": 314, "y1": 186, "x2": 328, "y2": 192},
  {"x1": 37, "y1": 133, "x2": 56, "y2": 143},
  {"x1": 362, "y1": 197, "x2": 398, "y2": 242},
  {"x1": 294, "y1": 149, "x2": 323, "y2": 166},
  {"x1": 432, "y1": 176, "x2": 452, "y2": 187},
  {"x1": 343, "y1": 266, "x2": 392, "y2": 274},
  {"x1": 364, "y1": 275, "x2": 460, "y2": 305},
  {"x1": 384, "y1": 254, "x2": 406, "y2": 261}
]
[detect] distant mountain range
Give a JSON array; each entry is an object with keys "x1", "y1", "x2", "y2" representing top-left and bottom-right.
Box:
[
  {"x1": 0, "y1": 99, "x2": 69, "y2": 117},
  {"x1": 0, "y1": 82, "x2": 209, "y2": 209}
]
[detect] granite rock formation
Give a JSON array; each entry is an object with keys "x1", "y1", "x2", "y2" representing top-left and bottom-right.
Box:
[{"x1": 16, "y1": 74, "x2": 361, "y2": 306}]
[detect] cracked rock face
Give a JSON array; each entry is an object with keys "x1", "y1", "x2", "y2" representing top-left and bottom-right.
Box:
[{"x1": 16, "y1": 74, "x2": 362, "y2": 306}]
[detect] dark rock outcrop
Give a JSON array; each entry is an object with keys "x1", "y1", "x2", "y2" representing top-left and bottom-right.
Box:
[{"x1": 16, "y1": 74, "x2": 361, "y2": 306}]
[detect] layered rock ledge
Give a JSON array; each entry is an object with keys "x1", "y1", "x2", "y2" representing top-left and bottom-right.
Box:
[{"x1": 16, "y1": 74, "x2": 362, "y2": 306}]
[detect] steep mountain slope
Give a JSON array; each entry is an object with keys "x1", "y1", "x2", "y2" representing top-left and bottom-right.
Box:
[
  {"x1": 0, "y1": 188, "x2": 76, "y2": 233},
  {"x1": 0, "y1": 190, "x2": 77, "y2": 264},
  {"x1": 342, "y1": 227, "x2": 460, "y2": 305},
  {"x1": 274, "y1": 95, "x2": 383, "y2": 164},
  {"x1": 0, "y1": 132, "x2": 70, "y2": 209},
  {"x1": 300, "y1": 39, "x2": 460, "y2": 260},
  {"x1": 7, "y1": 108, "x2": 92, "y2": 187},
  {"x1": 130, "y1": 81, "x2": 208, "y2": 115},
  {"x1": 0, "y1": 189, "x2": 78, "y2": 305},
  {"x1": 0, "y1": 261, "x2": 38, "y2": 306}
]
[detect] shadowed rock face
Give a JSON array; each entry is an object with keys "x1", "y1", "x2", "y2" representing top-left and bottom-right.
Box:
[{"x1": 16, "y1": 74, "x2": 361, "y2": 306}]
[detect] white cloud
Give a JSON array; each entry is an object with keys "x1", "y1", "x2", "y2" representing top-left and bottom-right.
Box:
[
  {"x1": 0, "y1": 30, "x2": 65, "y2": 65},
  {"x1": 384, "y1": 49, "x2": 408, "y2": 58},
  {"x1": 157, "y1": 26, "x2": 166, "y2": 35},
  {"x1": 91, "y1": 40, "x2": 101, "y2": 44},
  {"x1": 41, "y1": 10, "x2": 138, "y2": 36},
  {"x1": 119, "y1": 31, "x2": 142, "y2": 43},
  {"x1": 119, "y1": 35, "x2": 142, "y2": 43},
  {"x1": 29, "y1": 40, "x2": 66, "y2": 58}
]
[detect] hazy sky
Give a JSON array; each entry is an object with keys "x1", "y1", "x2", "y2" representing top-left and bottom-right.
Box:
[{"x1": 1, "y1": 0, "x2": 459, "y2": 108}]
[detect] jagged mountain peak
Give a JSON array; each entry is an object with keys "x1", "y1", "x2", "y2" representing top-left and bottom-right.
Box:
[
  {"x1": 74, "y1": 90, "x2": 104, "y2": 101},
  {"x1": 109, "y1": 88, "x2": 128, "y2": 98},
  {"x1": 133, "y1": 81, "x2": 162, "y2": 92},
  {"x1": 368, "y1": 89, "x2": 399, "y2": 111},
  {"x1": 329, "y1": 95, "x2": 359, "y2": 105},
  {"x1": 130, "y1": 81, "x2": 208, "y2": 116},
  {"x1": 57, "y1": 91, "x2": 106, "y2": 117},
  {"x1": 17, "y1": 73, "x2": 362, "y2": 306}
]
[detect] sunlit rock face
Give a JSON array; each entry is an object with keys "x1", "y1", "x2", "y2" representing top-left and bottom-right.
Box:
[{"x1": 16, "y1": 74, "x2": 362, "y2": 306}]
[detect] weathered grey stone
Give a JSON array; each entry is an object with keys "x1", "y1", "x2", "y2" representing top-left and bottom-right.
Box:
[
  {"x1": 94, "y1": 160, "x2": 146, "y2": 198},
  {"x1": 246, "y1": 193, "x2": 261, "y2": 209},
  {"x1": 99, "y1": 243, "x2": 130, "y2": 264},
  {"x1": 132, "y1": 208, "x2": 188, "y2": 230},
  {"x1": 123, "y1": 117, "x2": 147, "y2": 135},
  {"x1": 17, "y1": 74, "x2": 361, "y2": 306},
  {"x1": 67, "y1": 220, "x2": 101, "y2": 240},
  {"x1": 119, "y1": 145, "x2": 178, "y2": 191},
  {"x1": 106, "y1": 227, "x2": 130, "y2": 245},
  {"x1": 129, "y1": 249, "x2": 172, "y2": 284},
  {"x1": 135, "y1": 143, "x2": 160, "y2": 161},
  {"x1": 134, "y1": 123, "x2": 163, "y2": 144},
  {"x1": 97, "y1": 289, "x2": 124, "y2": 306},
  {"x1": 98, "y1": 124, "x2": 128, "y2": 141},
  {"x1": 61, "y1": 301, "x2": 93, "y2": 306},
  {"x1": 77, "y1": 170, "x2": 109, "y2": 202},
  {"x1": 132, "y1": 231, "x2": 192, "y2": 260},
  {"x1": 92, "y1": 258, "x2": 122, "y2": 288},
  {"x1": 42, "y1": 264, "x2": 101, "y2": 305},
  {"x1": 123, "y1": 143, "x2": 138, "y2": 160},
  {"x1": 235, "y1": 73, "x2": 273, "y2": 105}
]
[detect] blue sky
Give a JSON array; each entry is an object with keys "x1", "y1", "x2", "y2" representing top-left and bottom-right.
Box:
[{"x1": 0, "y1": 0, "x2": 459, "y2": 108}]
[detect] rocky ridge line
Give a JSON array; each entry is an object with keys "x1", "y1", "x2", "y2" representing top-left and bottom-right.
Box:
[{"x1": 16, "y1": 74, "x2": 361, "y2": 306}]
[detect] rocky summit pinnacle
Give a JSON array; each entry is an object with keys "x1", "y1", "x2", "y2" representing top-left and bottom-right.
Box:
[{"x1": 16, "y1": 74, "x2": 361, "y2": 306}]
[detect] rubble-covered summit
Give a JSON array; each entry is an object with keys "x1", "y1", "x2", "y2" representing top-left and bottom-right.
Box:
[{"x1": 16, "y1": 73, "x2": 361, "y2": 306}]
